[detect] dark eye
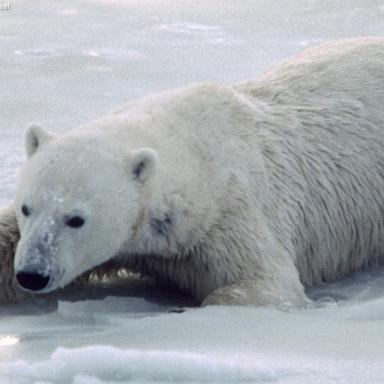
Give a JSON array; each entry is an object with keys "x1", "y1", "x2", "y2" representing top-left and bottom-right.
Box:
[
  {"x1": 65, "y1": 216, "x2": 85, "y2": 228},
  {"x1": 21, "y1": 204, "x2": 30, "y2": 217}
]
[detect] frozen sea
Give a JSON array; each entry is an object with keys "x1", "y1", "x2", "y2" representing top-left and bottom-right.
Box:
[{"x1": 1, "y1": 1, "x2": 384, "y2": 383}]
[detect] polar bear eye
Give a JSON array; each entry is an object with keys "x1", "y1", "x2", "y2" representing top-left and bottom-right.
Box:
[
  {"x1": 65, "y1": 216, "x2": 85, "y2": 228},
  {"x1": 21, "y1": 204, "x2": 30, "y2": 217}
]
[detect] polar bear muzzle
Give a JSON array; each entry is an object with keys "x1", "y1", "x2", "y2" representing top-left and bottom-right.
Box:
[{"x1": 14, "y1": 222, "x2": 63, "y2": 293}]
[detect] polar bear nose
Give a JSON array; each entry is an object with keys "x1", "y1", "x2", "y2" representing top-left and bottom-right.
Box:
[{"x1": 16, "y1": 271, "x2": 50, "y2": 291}]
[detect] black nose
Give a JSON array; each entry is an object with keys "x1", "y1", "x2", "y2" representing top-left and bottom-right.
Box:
[{"x1": 16, "y1": 271, "x2": 50, "y2": 291}]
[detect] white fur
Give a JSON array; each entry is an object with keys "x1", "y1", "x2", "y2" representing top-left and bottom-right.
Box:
[{"x1": 2, "y1": 37, "x2": 384, "y2": 306}]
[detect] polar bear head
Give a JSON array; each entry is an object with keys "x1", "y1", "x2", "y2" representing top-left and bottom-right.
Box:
[{"x1": 14, "y1": 123, "x2": 158, "y2": 293}]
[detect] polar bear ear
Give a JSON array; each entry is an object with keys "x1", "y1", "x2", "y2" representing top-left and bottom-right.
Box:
[
  {"x1": 128, "y1": 148, "x2": 158, "y2": 183},
  {"x1": 25, "y1": 123, "x2": 56, "y2": 158}
]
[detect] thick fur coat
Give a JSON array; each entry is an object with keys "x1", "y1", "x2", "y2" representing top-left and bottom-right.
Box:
[{"x1": 1, "y1": 38, "x2": 384, "y2": 306}]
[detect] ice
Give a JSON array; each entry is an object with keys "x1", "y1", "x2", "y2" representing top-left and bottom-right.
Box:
[
  {"x1": 2, "y1": 270, "x2": 384, "y2": 383},
  {"x1": 2, "y1": 0, "x2": 384, "y2": 383},
  {"x1": 1, "y1": 345, "x2": 307, "y2": 383},
  {"x1": 57, "y1": 296, "x2": 164, "y2": 320},
  {"x1": 2, "y1": 295, "x2": 384, "y2": 383}
]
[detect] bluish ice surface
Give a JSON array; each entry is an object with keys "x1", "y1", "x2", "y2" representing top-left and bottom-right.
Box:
[{"x1": 1, "y1": 1, "x2": 384, "y2": 383}]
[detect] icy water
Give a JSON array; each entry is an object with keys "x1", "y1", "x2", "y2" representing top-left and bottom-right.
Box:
[{"x1": 2, "y1": 1, "x2": 384, "y2": 383}]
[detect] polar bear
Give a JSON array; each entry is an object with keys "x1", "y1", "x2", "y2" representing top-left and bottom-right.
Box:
[{"x1": 1, "y1": 37, "x2": 384, "y2": 306}]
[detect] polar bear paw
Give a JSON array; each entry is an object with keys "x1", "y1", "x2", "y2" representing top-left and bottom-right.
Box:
[
  {"x1": 0, "y1": 203, "x2": 26, "y2": 303},
  {"x1": 202, "y1": 279, "x2": 308, "y2": 308}
]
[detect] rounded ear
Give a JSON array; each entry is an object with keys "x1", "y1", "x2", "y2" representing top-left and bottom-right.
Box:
[
  {"x1": 127, "y1": 148, "x2": 158, "y2": 183},
  {"x1": 25, "y1": 123, "x2": 56, "y2": 158}
]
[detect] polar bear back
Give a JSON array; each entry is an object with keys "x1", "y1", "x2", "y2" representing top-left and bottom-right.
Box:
[
  {"x1": 235, "y1": 38, "x2": 384, "y2": 286},
  {"x1": 238, "y1": 37, "x2": 384, "y2": 110}
]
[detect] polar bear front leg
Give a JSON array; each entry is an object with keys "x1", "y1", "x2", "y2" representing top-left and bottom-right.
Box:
[
  {"x1": 0, "y1": 203, "x2": 27, "y2": 303},
  {"x1": 200, "y1": 239, "x2": 309, "y2": 308}
]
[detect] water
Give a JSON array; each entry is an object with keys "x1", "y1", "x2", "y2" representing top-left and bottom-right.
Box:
[{"x1": 1, "y1": 1, "x2": 384, "y2": 383}]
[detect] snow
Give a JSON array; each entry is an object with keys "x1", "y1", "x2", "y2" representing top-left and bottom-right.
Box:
[
  {"x1": 2, "y1": 271, "x2": 384, "y2": 384},
  {"x1": 1, "y1": 0, "x2": 384, "y2": 383}
]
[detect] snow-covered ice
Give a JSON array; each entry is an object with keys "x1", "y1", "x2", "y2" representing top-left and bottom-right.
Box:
[
  {"x1": 3, "y1": 270, "x2": 384, "y2": 384},
  {"x1": 2, "y1": 1, "x2": 384, "y2": 383}
]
